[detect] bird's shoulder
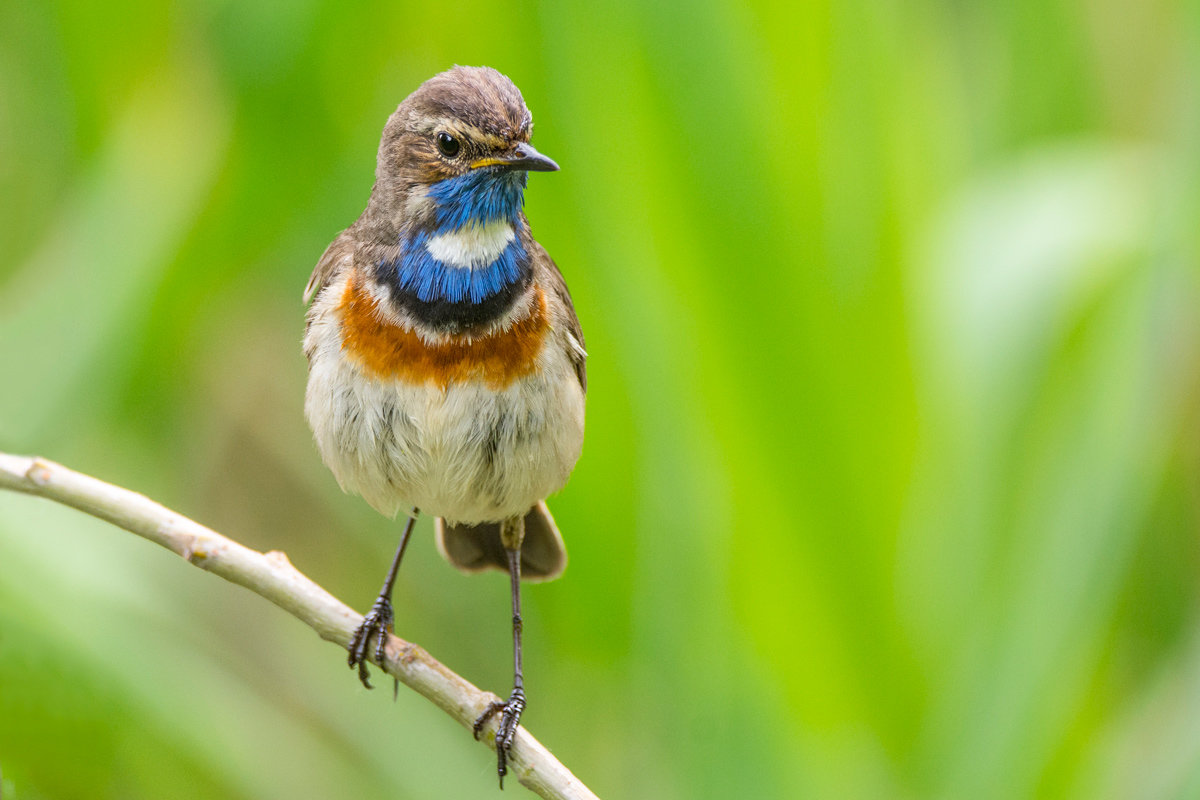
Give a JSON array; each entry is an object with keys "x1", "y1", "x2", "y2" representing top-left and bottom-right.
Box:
[
  {"x1": 304, "y1": 229, "x2": 356, "y2": 305},
  {"x1": 529, "y1": 238, "x2": 586, "y2": 393}
]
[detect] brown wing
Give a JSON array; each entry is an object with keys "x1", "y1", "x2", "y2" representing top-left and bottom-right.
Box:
[
  {"x1": 304, "y1": 231, "x2": 355, "y2": 305},
  {"x1": 531, "y1": 241, "x2": 587, "y2": 392}
]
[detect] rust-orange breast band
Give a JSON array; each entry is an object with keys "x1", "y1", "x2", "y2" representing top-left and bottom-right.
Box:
[{"x1": 337, "y1": 274, "x2": 548, "y2": 390}]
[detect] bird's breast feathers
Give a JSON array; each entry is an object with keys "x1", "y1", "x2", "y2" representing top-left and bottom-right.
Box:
[
  {"x1": 302, "y1": 268, "x2": 584, "y2": 522},
  {"x1": 336, "y1": 270, "x2": 549, "y2": 390}
]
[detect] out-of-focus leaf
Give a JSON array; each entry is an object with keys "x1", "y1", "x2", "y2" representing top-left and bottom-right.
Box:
[{"x1": 0, "y1": 57, "x2": 228, "y2": 446}]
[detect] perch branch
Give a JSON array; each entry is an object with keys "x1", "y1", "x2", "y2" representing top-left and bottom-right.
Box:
[{"x1": 0, "y1": 452, "x2": 598, "y2": 800}]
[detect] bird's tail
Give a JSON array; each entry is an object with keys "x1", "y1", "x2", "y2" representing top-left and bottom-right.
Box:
[{"x1": 435, "y1": 501, "x2": 566, "y2": 581}]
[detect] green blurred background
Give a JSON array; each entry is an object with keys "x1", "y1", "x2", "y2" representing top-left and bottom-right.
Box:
[{"x1": 1, "y1": 0, "x2": 1199, "y2": 797}]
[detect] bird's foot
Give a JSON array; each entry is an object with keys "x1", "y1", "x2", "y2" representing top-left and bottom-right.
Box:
[
  {"x1": 473, "y1": 687, "x2": 526, "y2": 788},
  {"x1": 347, "y1": 596, "x2": 394, "y2": 691}
]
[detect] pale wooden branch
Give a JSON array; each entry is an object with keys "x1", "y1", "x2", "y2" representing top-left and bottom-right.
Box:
[{"x1": 0, "y1": 452, "x2": 599, "y2": 800}]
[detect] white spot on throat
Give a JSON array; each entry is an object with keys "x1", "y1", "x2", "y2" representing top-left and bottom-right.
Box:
[{"x1": 425, "y1": 220, "x2": 515, "y2": 269}]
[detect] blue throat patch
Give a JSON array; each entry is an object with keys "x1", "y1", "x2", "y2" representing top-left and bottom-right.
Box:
[
  {"x1": 428, "y1": 168, "x2": 527, "y2": 229},
  {"x1": 387, "y1": 169, "x2": 530, "y2": 304}
]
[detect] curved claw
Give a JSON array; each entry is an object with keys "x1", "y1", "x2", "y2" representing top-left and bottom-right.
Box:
[
  {"x1": 473, "y1": 688, "x2": 526, "y2": 787},
  {"x1": 347, "y1": 597, "x2": 395, "y2": 690}
]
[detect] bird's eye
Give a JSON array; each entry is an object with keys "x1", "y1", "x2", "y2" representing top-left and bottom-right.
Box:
[{"x1": 436, "y1": 132, "x2": 461, "y2": 157}]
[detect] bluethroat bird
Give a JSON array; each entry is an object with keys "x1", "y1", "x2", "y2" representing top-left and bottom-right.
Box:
[{"x1": 302, "y1": 66, "x2": 586, "y2": 785}]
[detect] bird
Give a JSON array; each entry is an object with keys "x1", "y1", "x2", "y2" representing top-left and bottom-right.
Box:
[{"x1": 301, "y1": 66, "x2": 586, "y2": 785}]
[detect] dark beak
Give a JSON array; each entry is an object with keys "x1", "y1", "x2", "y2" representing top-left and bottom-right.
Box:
[{"x1": 471, "y1": 142, "x2": 559, "y2": 172}]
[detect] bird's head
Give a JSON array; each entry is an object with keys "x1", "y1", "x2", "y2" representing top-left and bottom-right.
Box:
[{"x1": 368, "y1": 66, "x2": 558, "y2": 236}]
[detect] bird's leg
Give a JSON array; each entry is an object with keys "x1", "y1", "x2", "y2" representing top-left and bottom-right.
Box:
[
  {"x1": 473, "y1": 514, "x2": 526, "y2": 788},
  {"x1": 348, "y1": 507, "x2": 418, "y2": 695}
]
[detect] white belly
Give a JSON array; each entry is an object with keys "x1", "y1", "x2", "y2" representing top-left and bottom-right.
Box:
[{"x1": 303, "y1": 291, "x2": 585, "y2": 524}]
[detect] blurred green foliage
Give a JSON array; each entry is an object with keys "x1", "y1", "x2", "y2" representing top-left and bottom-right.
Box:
[{"x1": 2, "y1": 0, "x2": 1199, "y2": 797}]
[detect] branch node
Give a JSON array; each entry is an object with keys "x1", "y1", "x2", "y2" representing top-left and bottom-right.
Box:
[
  {"x1": 25, "y1": 459, "x2": 52, "y2": 485},
  {"x1": 183, "y1": 539, "x2": 209, "y2": 563},
  {"x1": 393, "y1": 637, "x2": 419, "y2": 665}
]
